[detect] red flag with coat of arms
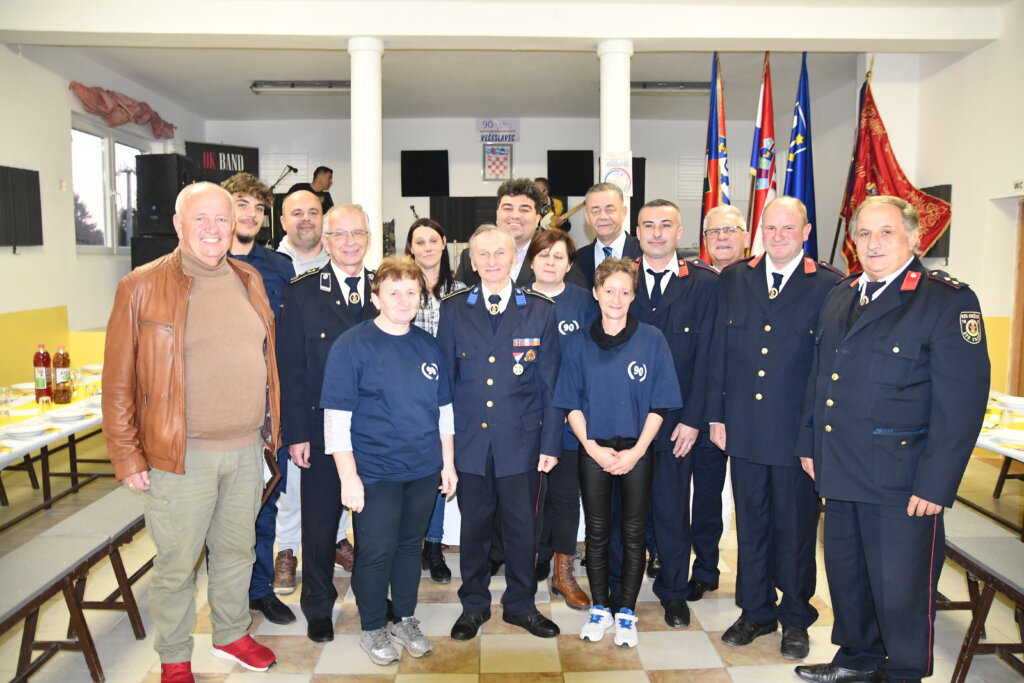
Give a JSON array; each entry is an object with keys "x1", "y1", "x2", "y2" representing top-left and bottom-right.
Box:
[{"x1": 839, "y1": 76, "x2": 951, "y2": 271}]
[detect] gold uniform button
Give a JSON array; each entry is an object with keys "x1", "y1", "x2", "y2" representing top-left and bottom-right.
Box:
[
  {"x1": 757, "y1": 370, "x2": 765, "y2": 377},
  {"x1": 831, "y1": 373, "x2": 840, "y2": 381},
  {"x1": 825, "y1": 425, "x2": 832, "y2": 433},
  {"x1": 826, "y1": 399, "x2": 834, "y2": 407},
  {"x1": 486, "y1": 400, "x2": 493, "y2": 408},
  {"x1": 900, "y1": 440, "x2": 908, "y2": 446},
  {"x1": 481, "y1": 422, "x2": 488, "y2": 429},
  {"x1": 684, "y1": 327, "x2": 690, "y2": 332},
  {"x1": 320, "y1": 332, "x2": 326, "y2": 339},
  {"x1": 755, "y1": 393, "x2": 763, "y2": 400},
  {"x1": 764, "y1": 324, "x2": 772, "y2": 332},
  {"x1": 486, "y1": 378, "x2": 494, "y2": 386},
  {"x1": 892, "y1": 346, "x2": 900, "y2": 354},
  {"x1": 761, "y1": 347, "x2": 768, "y2": 355},
  {"x1": 488, "y1": 356, "x2": 496, "y2": 363}
]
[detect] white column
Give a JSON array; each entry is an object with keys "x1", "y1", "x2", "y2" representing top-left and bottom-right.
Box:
[
  {"x1": 597, "y1": 40, "x2": 633, "y2": 213},
  {"x1": 348, "y1": 36, "x2": 384, "y2": 267}
]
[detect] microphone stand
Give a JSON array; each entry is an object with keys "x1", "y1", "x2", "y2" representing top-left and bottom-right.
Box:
[{"x1": 268, "y1": 166, "x2": 297, "y2": 245}]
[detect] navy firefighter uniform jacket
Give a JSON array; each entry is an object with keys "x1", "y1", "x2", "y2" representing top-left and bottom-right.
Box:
[{"x1": 436, "y1": 284, "x2": 563, "y2": 477}]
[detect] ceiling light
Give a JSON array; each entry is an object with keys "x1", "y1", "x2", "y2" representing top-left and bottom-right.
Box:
[
  {"x1": 631, "y1": 81, "x2": 710, "y2": 95},
  {"x1": 250, "y1": 80, "x2": 351, "y2": 95}
]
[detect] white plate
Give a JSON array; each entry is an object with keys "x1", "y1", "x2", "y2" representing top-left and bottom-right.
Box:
[
  {"x1": 6, "y1": 424, "x2": 49, "y2": 439},
  {"x1": 10, "y1": 383, "x2": 35, "y2": 394},
  {"x1": 993, "y1": 396, "x2": 1024, "y2": 412},
  {"x1": 79, "y1": 364, "x2": 104, "y2": 374},
  {"x1": 50, "y1": 410, "x2": 89, "y2": 423},
  {"x1": 985, "y1": 428, "x2": 1024, "y2": 446}
]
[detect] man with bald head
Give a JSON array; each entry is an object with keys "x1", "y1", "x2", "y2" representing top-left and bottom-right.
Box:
[
  {"x1": 103, "y1": 182, "x2": 280, "y2": 679},
  {"x1": 707, "y1": 196, "x2": 841, "y2": 660}
]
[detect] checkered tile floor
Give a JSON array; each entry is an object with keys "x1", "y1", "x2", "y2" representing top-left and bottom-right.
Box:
[{"x1": 0, "y1": 453, "x2": 1020, "y2": 682}]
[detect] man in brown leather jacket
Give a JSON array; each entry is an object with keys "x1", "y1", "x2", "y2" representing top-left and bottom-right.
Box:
[{"x1": 102, "y1": 182, "x2": 282, "y2": 683}]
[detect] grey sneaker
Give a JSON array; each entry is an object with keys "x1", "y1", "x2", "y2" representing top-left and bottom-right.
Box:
[
  {"x1": 389, "y1": 616, "x2": 433, "y2": 658},
  {"x1": 360, "y1": 627, "x2": 399, "y2": 666}
]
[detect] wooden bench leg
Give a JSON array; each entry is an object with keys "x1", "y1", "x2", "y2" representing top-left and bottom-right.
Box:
[
  {"x1": 952, "y1": 583, "x2": 996, "y2": 683},
  {"x1": 40, "y1": 446, "x2": 52, "y2": 507},
  {"x1": 68, "y1": 576, "x2": 87, "y2": 639},
  {"x1": 63, "y1": 581, "x2": 104, "y2": 682},
  {"x1": 17, "y1": 609, "x2": 40, "y2": 675},
  {"x1": 22, "y1": 453, "x2": 40, "y2": 490},
  {"x1": 0, "y1": 473, "x2": 8, "y2": 506},
  {"x1": 965, "y1": 571, "x2": 986, "y2": 639},
  {"x1": 994, "y1": 456, "x2": 1014, "y2": 498},
  {"x1": 68, "y1": 433, "x2": 80, "y2": 490},
  {"x1": 109, "y1": 548, "x2": 146, "y2": 639}
]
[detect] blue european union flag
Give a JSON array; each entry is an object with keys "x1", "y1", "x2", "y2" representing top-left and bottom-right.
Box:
[{"x1": 784, "y1": 53, "x2": 817, "y2": 259}]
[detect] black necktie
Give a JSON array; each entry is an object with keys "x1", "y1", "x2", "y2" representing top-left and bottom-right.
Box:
[
  {"x1": 847, "y1": 280, "x2": 884, "y2": 332},
  {"x1": 647, "y1": 269, "x2": 668, "y2": 309},
  {"x1": 345, "y1": 276, "x2": 362, "y2": 316},
  {"x1": 488, "y1": 294, "x2": 502, "y2": 332},
  {"x1": 769, "y1": 272, "x2": 784, "y2": 300}
]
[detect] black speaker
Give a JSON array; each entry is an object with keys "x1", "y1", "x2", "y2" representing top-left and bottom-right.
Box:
[
  {"x1": 136, "y1": 154, "x2": 195, "y2": 235},
  {"x1": 131, "y1": 234, "x2": 179, "y2": 269}
]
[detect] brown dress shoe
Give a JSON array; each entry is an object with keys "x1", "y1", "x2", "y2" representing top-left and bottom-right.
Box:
[
  {"x1": 335, "y1": 538, "x2": 355, "y2": 572},
  {"x1": 273, "y1": 549, "x2": 297, "y2": 595},
  {"x1": 549, "y1": 552, "x2": 590, "y2": 610}
]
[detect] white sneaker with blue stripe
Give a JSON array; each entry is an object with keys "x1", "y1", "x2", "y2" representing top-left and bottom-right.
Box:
[
  {"x1": 613, "y1": 608, "x2": 639, "y2": 648},
  {"x1": 579, "y1": 605, "x2": 614, "y2": 642}
]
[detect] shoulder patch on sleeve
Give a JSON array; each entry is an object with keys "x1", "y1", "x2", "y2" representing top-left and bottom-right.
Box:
[
  {"x1": 290, "y1": 267, "x2": 321, "y2": 284},
  {"x1": 817, "y1": 261, "x2": 844, "y2": 277},
  {"x1": 724, "y1": 256, "x2": 756, "y2": 272},
  {"x1": 690, "y1": 259, "x2": 719, "y2": 275},
  {"x1": 928, "y1": 270, "x2": 968, "y2": 289},
  {"x1": 441, "y1": 287, "x2": 471, "y2": 302},
  {"x1": 837, "y1": 272, "x2": 860, "y2": 288},
  {"x1": 523, "y1": 288, "x2": 555, "y2": 303}
]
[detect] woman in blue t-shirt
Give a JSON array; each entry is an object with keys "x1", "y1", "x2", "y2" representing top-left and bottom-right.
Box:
[
  {"x1": 321, "y1": 256, "x2": 458, "y2": 666},
  {"x1": 526, "y1": 229, "x2": 597, "y2": 611},
  {"x1": 554, "y1": 258, "x2": 682, "y2": 649}
]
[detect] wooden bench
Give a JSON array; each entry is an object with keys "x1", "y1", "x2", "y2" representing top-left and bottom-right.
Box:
[
  {"x1": 938, "y1": 503, "x2": 1024, "y2": 682},
  {"x1": 0, "y1": 487, "x2": 153, "y2": 682}
]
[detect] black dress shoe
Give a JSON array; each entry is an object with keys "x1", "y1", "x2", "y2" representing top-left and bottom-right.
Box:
[
  {"x1": 249, "y1": 593, "x2": 297, "y2": 625},
  {"x1": 646, "y1": 552, "x2": 662, "y2": 578},
  {"x1": 794, "y1": 663, "x2": 887, "y2": 683},
  {"x1": 451, "y1": 609, "x2": 491, "y2": 640},
  {"x1": 721, "y1": 616, "x2": 777, "y2": 646},
  {"x1": 503, "y1": 610, "x2": 560, "y2": 638},
  {"x1": 422, "y1": 541, "x2": 452, "y2": 584},
  {"x1": 781, "y1": 625, "x2": 810, "y2": 659},
  {"x1": 306, "y1": 617, "x2": 334, "y2": 642},
  {"x1": 685, "y1": 578, "x2": 719, "y2": 602},
  {"x1": 661, "y1": 599, "x2": 691, "y2": 628},
  {"x1": 535, "y1": 559, "x2": 551, "y2": 582}
]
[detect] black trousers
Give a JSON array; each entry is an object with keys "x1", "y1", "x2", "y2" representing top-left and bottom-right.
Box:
[
  {"x1": 731, "y1": 457, "x2": 819, "y2": 628},
  {"x1": 579, "y1": 437, "x2": 653, "y2": 611},
  {"x1": 651, "y1": 444, "x2": 694, "y2": 602},
  {"x1": 689, "y1": 443, "x2": 728, "y2": 584},
  {"x1": 299, "y1": 446, "x2": 343, "y2": 622},
  {"x1": 352, "y1": 473, "x2": 439, "y2": 631},
  {"x1": 537, "y1": 447, "x2": 581, "y2": 561},
  {"x1": 826, "y1": 499, "x2": 944, "y2": 680},
  {"x1": 457, "y1": 453, "x2": 542, "y2": 615}
]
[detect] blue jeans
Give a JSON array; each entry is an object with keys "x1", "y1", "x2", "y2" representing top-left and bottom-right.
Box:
[
  {"x1": 249, "y1": 448, "x2": 289, "y2": 600},
  {"x1": 425, "y1": 492, "x2": 446, "y2": 543}
]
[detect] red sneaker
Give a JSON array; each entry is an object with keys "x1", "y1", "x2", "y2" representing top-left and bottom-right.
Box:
[
  {"x1": 210, "y1": 635, "x2": 276, "y2": 671},
  {"x1": 160, "y1": 661, "x2": 195, "y2": 683}
]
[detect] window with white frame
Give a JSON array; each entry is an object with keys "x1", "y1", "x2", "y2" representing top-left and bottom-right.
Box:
[{"x1": 71, "y1": 116, "x2": 148, "y2": 251}]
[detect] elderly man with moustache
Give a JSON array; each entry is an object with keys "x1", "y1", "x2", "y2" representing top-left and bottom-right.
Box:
[
  {"x1": 456, "y1": 178, "x2": 545, "y2": 288},
  {"x1": 795, "y1": 196, "x2": 989, "y2": 683},
  {"x1": 438, "y1": 224, "x2": 563, "y2": 641},
  {"x1": 707, "y1": 196, "x2": 841, "y2": 660},
  {"x1": 277, "y1": 205, "x2": 377, "y2": 643},
  {"x1": 103, "y1": 182, "x2": 280, "y2": 682}
]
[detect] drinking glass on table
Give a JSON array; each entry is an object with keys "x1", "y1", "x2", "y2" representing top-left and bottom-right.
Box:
[{"x1": 37, "y1": 395, "x2": 52, "y2": 416}]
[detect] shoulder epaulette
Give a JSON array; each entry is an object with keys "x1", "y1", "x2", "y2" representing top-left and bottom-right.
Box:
[
  {"x1": 928, "y1": 270, "x2": 968, "y2": 290},
  {"x1": 290, "y1": 267, "x2": 320, "y2": 284},
  {"x1": 817, "y1": 261, "x2": 844, "y2": 277},
  {"x1": 690, "y1": 258, "x2": 718, "y2": 275},
  {"x1": 838, "y1": 272, "x2": 861, "y2": 287},
  {"x1": 441, "y1": 287, "x2": 472, "y2": 301},
  {"x1": 723, "y1": 256, "x2": 755, "y2": 272},
  {"x1": 745, "y1": 253, "x2": 764, "y2": 268},
  {"x1": 523, "y1": 288, "x2": 555, "y2": 303}
]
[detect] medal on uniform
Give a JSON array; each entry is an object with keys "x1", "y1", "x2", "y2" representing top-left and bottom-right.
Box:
[
  {"x1": 524, "y1": 349, "x2": 536, "y2": 362},
  {"x1": 349, "y1": 291, "x2": 361, "y2": 305},
  {"x1": 512, "y1": 352, "x2": 524, "y2": 375},
  {"x1": 859, "y1": 294, "x2": 869, "y2": 306},
  {"x1": 768, "y1": 287, "x2": 779, "y2": 300},
  {"x1": 489, "y1": 302, "x2": 500, "y2": 315}
]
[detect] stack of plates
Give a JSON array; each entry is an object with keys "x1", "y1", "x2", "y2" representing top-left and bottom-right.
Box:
[
  {"x1": 985, "y1": 428, "x2": 1024, "y2": 446},
  {"x1": 991, "y1": 394, "x2": 1024, "y2": 412},
  {"x1": 10, "y1": 383, "x2": 35, "y2": 395},
  {"x1": 5, "y1": 423, "x2": 50, "y2": 439},
  {"x1": 50, "y1": 409, "x2": 89, "y2": 423}
]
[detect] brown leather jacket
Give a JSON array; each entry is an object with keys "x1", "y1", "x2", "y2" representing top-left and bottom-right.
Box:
[{"x1": 102, "y1": 248, "x2": 281, "y2": 480}]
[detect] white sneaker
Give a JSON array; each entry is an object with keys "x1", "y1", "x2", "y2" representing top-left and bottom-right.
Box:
[
  {"x1": 579, "y1": 605, "x2": 614, "y2": 642},
  {"x1": 613, "y1": 608, "x2": 639, "y2": 648}
]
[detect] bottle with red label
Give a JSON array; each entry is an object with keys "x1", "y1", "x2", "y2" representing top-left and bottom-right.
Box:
[
  {"x1": 53, "y1": 344, "x2": 72, "y2": 404},
  {"x1": 33, "y1": 343, "x2": 53, "y2": 401}
]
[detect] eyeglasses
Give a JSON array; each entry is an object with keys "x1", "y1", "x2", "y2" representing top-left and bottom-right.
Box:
[
  {"x1": 703, "y1": 225, "x2": 745, "y2": 238},
  {"x1": 324, "y1": 230, "x2": 369, "y2": 241}
]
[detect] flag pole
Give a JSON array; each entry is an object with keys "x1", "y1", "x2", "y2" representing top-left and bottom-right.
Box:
[{"x1": 829, "y1": 57, "x2": 873, "y2": 265}]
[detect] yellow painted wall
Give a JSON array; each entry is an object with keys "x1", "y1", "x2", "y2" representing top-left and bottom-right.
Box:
[
  {"x1": 985, "y1": 316, "x2": 1012, "y2": 393},
  {"x1": 0, "y1": 307, "x2": 70, "y2": 388}
]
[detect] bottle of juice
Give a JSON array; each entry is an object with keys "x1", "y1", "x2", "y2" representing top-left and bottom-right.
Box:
[
  {"x1": 33, "y1": 343, "x2": 53, "y2": 401},
  {"x1": 53, "y1": 344, "x2": 72, "y2": 404}
]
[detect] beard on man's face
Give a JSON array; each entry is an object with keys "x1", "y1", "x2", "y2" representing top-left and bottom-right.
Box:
[{"x1": 235, "y1": 232, "x2": 256, "y2": 245}]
